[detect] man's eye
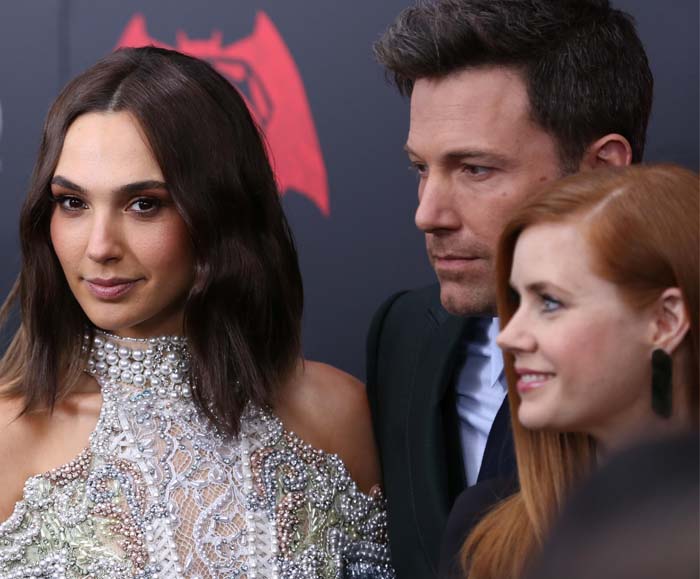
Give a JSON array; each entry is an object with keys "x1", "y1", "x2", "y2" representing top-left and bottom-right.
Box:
[
  {"x1": 408, "y1": 162, "x2": 427, "y2": 178},
  {"x1": 128, "y1": 198, "x2": 161, "y2": 213},
  {"x1": 462, "y1": 165, "x2": 492, "y2": 177}
]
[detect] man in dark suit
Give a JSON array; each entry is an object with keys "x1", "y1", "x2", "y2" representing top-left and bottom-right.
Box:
[{"x1": 366, "y1": 1, "x2": 653, "y2": 577}]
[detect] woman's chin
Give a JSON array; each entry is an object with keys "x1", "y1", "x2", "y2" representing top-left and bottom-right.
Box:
[
  {"x1": 518, "y1": 405, "x2": 556, "y2": 432},
  {"x1": 85, "y1": 316, "x2": 142, "y2": 338}
]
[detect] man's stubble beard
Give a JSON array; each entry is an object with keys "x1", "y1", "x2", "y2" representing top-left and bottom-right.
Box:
[{"x1": 437, "y1": 272, "x2": 497, "y2": 317}]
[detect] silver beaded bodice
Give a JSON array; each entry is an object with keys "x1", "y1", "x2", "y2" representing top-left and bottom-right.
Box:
[{"x1": 0, "y1": 333, "x2": 395, "y2": 579}]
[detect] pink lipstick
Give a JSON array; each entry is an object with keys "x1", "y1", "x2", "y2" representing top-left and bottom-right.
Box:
[
  {"x1": 85, "y1": 278, "x2": 139, "y2": 300},
  {"x1": 515, "y1": 368, "x2": 555, "y2": 395}
]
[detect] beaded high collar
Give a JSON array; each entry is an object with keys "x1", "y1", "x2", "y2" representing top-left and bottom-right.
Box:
[{"x1": 85, "y1": 331, "x2": 193, "y2": 399}]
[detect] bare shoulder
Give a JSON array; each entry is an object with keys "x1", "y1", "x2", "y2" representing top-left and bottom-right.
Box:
[
  {"x1": 0, "y1": 392, "x2": 27, "y2": 520},
  {"x1": 274, "y1": 360, "x2": 381, "y2": 494},
  {"x1": 296, "y1": 361, "x2": 369, "y2": 420},
  {"x1": 0, "y1": 377, "x2": 103, "y2": 521},
  {"x1": 0, "y1": 392, "x2": 22, "y2": 455},
  {"x1": 0, "y1": 391, "x2": 23, "y2": 436}
]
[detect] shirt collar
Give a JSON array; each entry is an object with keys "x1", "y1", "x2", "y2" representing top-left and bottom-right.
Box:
[
  {"x1": 464, "y1": 316, "x2": 505, "y2": 390},
  {"x1": 486, "y1": 317, "x2": 505, "y2": 390}
]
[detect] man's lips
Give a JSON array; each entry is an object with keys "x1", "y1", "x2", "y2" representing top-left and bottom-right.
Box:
[
  {"x1": 432, "y1": 254, "x2": 482, "y2": 260},
  {"x1": 514, "y1": 367, "x2": 556, "y2": 394},
  {"x1": 431, "y1": 254, "x2": 486, "y2": 272},
  {"x1": 84, "y1": 277, "x2": 141, "y2": 299}
]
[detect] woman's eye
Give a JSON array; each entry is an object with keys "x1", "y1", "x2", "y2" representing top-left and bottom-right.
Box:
[
  {"x1": 541, "y1": 294, "x2": 562, "y2": 313},
  {"x1": 128, "y1": 198, "x2": 161, "y2": 213},
  {"x1": 54, "y1": 195, "x2": 87, "y2": 211},
  {"x1": 508, "y1": 287, "x2": 520, "y2": 306}
]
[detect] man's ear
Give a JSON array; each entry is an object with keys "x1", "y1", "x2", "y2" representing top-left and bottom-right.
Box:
[
  {"x1": 649, "y1": 288, "x2": 690, "y2": 354},
  {"x1": 579, "y1": 134, "x2": 633, "y2": 170}
]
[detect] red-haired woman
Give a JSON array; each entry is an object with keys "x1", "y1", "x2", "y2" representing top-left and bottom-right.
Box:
[{"x1": 441, "y1": 164, "x2": 698, "y2": 579}]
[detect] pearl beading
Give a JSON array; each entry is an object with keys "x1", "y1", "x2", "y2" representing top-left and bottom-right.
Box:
[
  {"x1": 86, "y1": 333, "x2": 193, "y2": 399},
  {"x1": 0, "y1": 332, "x2": 396, "y2": 579}
]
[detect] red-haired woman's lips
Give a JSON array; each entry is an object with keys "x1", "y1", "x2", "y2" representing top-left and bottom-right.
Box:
[{"x1": 515, "y1": 368, "x2": 555, "y2": 394}]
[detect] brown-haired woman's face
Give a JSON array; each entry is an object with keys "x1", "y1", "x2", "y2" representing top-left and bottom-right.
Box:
[
  {"x1": 496, "y1": 221, "x2": 659, "y2": 446},
  {"x1": 49, "y1": 111, "x2": 194, "y2": 338}
]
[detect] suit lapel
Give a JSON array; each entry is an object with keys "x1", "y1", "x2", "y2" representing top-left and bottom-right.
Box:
[
  {"x1": 406, "y1": 306, "x2": 468, "y2": 572},
  {"x1": 478, "y1": 395, "x2": 516, "y2": 482}
]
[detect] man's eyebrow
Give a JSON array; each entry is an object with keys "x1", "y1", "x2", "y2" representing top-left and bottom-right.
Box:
[
  {"x1": 402, "y1": 145, "x2": 511, "y2": 166},
  {"x1": 443, "y1": 150, "x2": 511, "y2": 166},
  {"x1": 51, "y1": 176, "x2": 168, "y2": 195}
]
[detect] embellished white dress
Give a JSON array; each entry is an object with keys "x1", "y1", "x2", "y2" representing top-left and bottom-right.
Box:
[{"x1": 0, "y1": 334, "x2": 395, "y2": 579}]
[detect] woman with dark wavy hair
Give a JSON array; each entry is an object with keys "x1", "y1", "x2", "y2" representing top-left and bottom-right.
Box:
[{"x1": 0, "y1": 47, "x2": 393, "y2": 578}]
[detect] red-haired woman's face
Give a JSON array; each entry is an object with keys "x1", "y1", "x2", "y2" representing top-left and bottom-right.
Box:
[
  {"x1": 496, "y1": 221, "x2": 659, "y2": 448},
  {"x1": 50, "y1": 111, "x2": 194, "y2": 338}
]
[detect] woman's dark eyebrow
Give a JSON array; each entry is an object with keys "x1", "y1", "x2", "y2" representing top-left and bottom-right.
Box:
[
  {"x1": 118, "y1": 180, "x2": 168, "y2": 194},
  {"x1": 50, "y1": 176, "x2": 167, "y2": 195},
  {"x1": 51, "y1": 176, "x2": 84, "y2": 192}
]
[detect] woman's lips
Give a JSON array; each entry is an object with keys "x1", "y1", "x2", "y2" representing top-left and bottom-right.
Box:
[
  {"x1": 516, "y1": 372, "x2": 555, "y2": 394},
  {"x1": 85, "y1": 278, "x2": 139, "y2": 299}
]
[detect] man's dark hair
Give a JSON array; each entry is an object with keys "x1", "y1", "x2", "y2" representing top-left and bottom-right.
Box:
[
  {"x1": 5, "y1": 47, "x2": 303, "y2": 436},
  {"x1": 374, "y1": 0, "x2": 653, "y2": 170}
]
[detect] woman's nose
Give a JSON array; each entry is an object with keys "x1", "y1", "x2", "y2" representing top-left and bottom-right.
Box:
[
  {"x1": 86, "y1": 213, "x2": 124, "y2": 263},
  {"x1": 497, "y1": 310, "x2": 536, "y2": 353}
]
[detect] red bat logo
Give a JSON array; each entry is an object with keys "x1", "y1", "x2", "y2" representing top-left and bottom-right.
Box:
[{"x1": 116, "y1": 12, "x2": 330, "y2": 216}]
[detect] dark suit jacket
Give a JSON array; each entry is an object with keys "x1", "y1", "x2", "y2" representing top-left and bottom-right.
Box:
[
  {"x1": 366, "y1": 284, "x2": 515, "y2": 579},
  {"x1": 438, "y1": 477, "x2": 518, "y2": 579}
]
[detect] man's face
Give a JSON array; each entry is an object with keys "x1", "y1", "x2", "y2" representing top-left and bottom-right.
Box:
[{"x1": 406, "y1": 66, "x2": 564, "y2": 316}]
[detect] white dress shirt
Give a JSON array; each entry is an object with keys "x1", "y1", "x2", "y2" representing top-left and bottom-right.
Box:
[{"x1": 454, "y1": 317, "x2": 508, "y2": 486}]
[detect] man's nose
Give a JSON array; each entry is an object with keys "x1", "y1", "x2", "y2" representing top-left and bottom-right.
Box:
[
  {"x1": 86, "y1": 213, "x2": 124, "y2": 263},
  {"x1": 414, "y1": 174, "x2": 461, "y2": 232}
]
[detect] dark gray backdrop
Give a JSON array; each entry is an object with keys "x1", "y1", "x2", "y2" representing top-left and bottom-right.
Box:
[{"x1": 0, "y1": 1, "x2": 697, "y2": 379}]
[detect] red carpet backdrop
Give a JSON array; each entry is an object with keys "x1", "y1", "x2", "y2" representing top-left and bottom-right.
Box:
[{"x1": 0, "y1": 0, "x2": 697, "y2": 378}]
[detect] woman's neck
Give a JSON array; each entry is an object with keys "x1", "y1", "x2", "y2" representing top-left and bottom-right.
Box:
[
  {"x1": 86, "y1": 330, "x2": 193, "y2": 399},
  {"x1": 595, "y1": 414, "x2": 690, "y2": 462}
]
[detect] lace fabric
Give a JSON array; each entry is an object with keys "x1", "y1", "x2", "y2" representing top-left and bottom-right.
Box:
[{"x1": 0, "y1": 333, "x2": 395, "y2": 579}]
